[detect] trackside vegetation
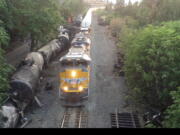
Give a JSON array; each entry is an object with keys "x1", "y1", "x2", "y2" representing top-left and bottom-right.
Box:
[
  {"x1": 122, "y1": 21, "x2": 180, "y2": 111},
  {"x1": 97, "y1": 0, "x2": 180, "y2": 128}
]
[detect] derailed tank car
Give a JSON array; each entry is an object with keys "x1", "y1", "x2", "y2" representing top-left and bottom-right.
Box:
[
  {"x1": 57, "y1": 29, "x2": 70, "y2": 51},
  {"x1": 38, "y1": 39, "x2": 61, "y2": 66},
  {"x1": 0, "y1": 98, "x2": 20, "y2": 128},
  {"x1": 9, "y1": 64, "x2": 41, "y2": 112},
  {"x1": 24, "y1": 52, "x2": 44, "y2": 70},
  {"x1": 9, "y1": 51, "x2": 45, "y2": 112},
  {"x1": 38, "y1": 30, "x2": 70, "y2": 66}
]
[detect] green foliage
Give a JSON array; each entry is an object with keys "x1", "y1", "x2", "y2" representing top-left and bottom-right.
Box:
[
  {"x1": 0, "y1": 0, "x2": 88, "y2": 50},
  {"x1": 110, "y1": 16, "x2": 139, "y2": 38},
  {"x1": 114, "y1": 0, "x2": 180, "y2": 26},
  {"x1": 105, "y1": 0, "x2": 180, "y2": 128},
  {"x1": 0, "y1": 26, "x2": 9, "y2": 47},
  {"x1": 110, "y1": 17, "x2": 125, "y2": 37},
  {"x1": 145, "y1": 123, "x2": 157, "y2": 128},
  {"x1": 162, "y1": 87, "x2": 180, "y2": 128},
  {"x1": 6, "y1": 0, "x2": 65, "y2": 46},
  {"x1": 96, "y1": 9, "x2": 115, "y2": 25},
  {"x1": 0, "y1": 49, "x2": 14, "y2": 103},
  {"x1": 122, "y1": 21, "x2": 180, "y2": 109},
  {"x1": 59, "y1": 0, "x2": 88, "y2": 20},
  {"x1": 141, "y1": 0, "x2": 180, "y2": 23}
]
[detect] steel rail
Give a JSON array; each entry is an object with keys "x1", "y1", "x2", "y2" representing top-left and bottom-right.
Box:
[{"x1": 60, "y1": 107, "x2": 88, "y2": 128}]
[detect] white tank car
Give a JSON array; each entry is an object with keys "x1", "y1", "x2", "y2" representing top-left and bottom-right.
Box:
[{"x1": 81, "y1": 9, "x2": 93, "y2": 29}]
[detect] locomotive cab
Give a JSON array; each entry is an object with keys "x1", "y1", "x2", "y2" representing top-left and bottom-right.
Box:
[{"x1": 59, "y1": 52, "x2": 91, "y2": 106}]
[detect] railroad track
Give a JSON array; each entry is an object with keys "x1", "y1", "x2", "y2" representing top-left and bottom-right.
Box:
[
  {"x1": 111, "y1": 109, "x2": 141, "y2": 128},
  {"x1": 60, "y1": 107, "x2": 88, "y2": 128}
]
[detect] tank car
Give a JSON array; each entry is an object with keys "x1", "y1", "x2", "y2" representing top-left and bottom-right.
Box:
[
  {"x1": 24, "y1": 52, "x2": 44, "y2": 70},
  {"x1": 38, "y1": 39, "x2": 62, "y2": 66},
  {"x1": 0, "y1": 98, "x2": 19, "y2": 128},
  {"x1": 57, "y1": 30, "x2": 70, "y2": 51},
  {"x1": 9, "y1": 64, "x2": 41, "y2": 112},
  {"x1": 63, "y1": 25, "x2": 81, "y2": 41}
]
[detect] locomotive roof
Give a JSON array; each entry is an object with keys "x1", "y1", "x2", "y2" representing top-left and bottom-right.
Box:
[
  {"x1": 72, "y1": 36, "x2": 91, "y2": 45},
  {"x1": 59, "y1": 52, "x2": 91, "y2": 62}
]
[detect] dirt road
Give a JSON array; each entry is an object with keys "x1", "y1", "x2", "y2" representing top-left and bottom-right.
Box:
[
  {"x1": 87, "y1": 14, "x2": 129, "y2": 128},
  {"x1": 25, "y1": 14, "x2": 130, "y2": 128}
]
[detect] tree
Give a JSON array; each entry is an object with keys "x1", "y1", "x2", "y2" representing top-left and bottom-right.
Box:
[{"x1": 59, "y1": 0, "x2": 88, "y2": 20}]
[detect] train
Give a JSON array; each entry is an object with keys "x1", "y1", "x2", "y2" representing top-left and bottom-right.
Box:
[
  {"x1": 71, "y1": 33, "x2": 91, "y2": 52},
  {"x1": 59, "y1": 9, "x2": 92, "y2": 106},
  {"x1": 59, "y1": 31, "x2": 91, "y2": 106}
]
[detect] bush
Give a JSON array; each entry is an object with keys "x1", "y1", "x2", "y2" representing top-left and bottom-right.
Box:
[
  {"x1": 122, "y1": 21, "x2": 180, "y2": 109},
  {"x1": 162, "y1": 87, "x2": 180, "y2": 128},
  {"x1": 110, "y1": 16, "x2": 139, "y2": 38},
  {"x1": 0, "y1": 49, "x2": 14, "y2": 103},
  {"x1": 0, "y1": 26, "x2": 9, "y2": 47},
  {"x1": 110, "y1": 18, "x2": 125, "y2": 37},
  {"x1": 96, "y1": 9, "x2": 114, "y2": 26}
]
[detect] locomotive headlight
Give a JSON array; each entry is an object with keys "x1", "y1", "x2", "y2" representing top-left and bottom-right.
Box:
[
  {"x1": 63, "y1": 86, "x2": 68, "y2": 92},
  {"x1": 71, "y1": 71, "x2": 77, "y2": 77},
  {"x1": 78, "y1": 86, "x2": 84, "y2": 92}
]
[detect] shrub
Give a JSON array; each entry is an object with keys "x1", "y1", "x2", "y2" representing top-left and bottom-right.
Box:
[
  {"x1": 110, "y1": 16, "x2": 139, "y2": 38},
  {"x1": 162, "y1": 87, "x2": 180, "y2": 128},
  {"x1": 110, "y1": 17, "x2": 126, "y2": 37},
  {"x1": 0, "y1": 49, "x2": 14, "y2": 103},
  {"x1": 122, "y1": 21, "x2": 180, "y2": 109}
]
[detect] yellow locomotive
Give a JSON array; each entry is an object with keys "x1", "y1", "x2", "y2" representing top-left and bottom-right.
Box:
[{"x1": 59, "y1": 47, "x2": 91, "y2": 106}]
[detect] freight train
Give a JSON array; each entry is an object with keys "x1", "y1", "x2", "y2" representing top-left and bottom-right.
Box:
[
  {"x1": 59, "y1": 10, "x2": 92, "y2": 106},
  {"x1": 59, "y1": 31, "x2": 91, "y2": 106}
]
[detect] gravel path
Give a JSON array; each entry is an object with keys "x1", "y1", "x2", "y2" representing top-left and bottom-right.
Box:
[
  {"x1": 87, "y1": 14, "x2": 129, "y2": 128},
  {"x1": 25, "y1": 14, "x2": 130, "y2": 128}
]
